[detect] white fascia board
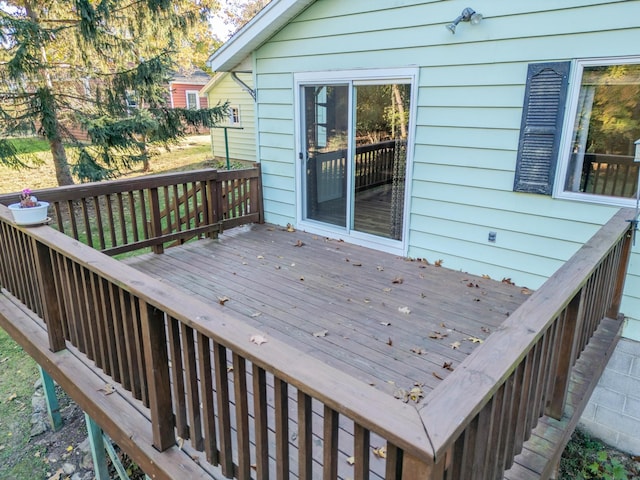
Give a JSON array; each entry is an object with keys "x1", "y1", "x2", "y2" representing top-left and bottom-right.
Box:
[{"x1": 207, "y1": 0, "x2": 316, "y2": 72}]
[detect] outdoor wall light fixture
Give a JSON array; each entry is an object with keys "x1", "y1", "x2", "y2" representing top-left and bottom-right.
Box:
[{"x1": 446, "y1": 7, "x2": 483, "y2": 34}]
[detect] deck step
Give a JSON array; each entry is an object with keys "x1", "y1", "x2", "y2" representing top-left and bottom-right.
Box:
[{"x1": 504, "y1": 315, "x2": 623, "y2": 480}]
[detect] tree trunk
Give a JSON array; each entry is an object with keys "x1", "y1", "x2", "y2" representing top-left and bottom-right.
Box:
[{"x1": 49, "y1": 137, "x2": 74, "y2": 186}]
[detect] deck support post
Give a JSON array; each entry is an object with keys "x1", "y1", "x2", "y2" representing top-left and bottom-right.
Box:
[
  {"x1": 607, "y1": 227, "x2": 633, "y2": 318},
  {"x1": 32, "y1": 239, "x2": 66, "y2": 352},
  {"x1": 547, "y1": 291, "x2": 584, "y2": 420},
  {"x1": 140, "y1": 301, "x2": 175, "y2": 451},
  {"x1": 85, "y1": 413, "x2": 110, "y2": 480},
  {"x1": 402, "y1": 453, "x2": 445, "y2": 479},
  {"x1": 148, "y1": 187, "x2": 164, "y2": 254},
  {"x1": 38, "y1": 366, "x2": 62, "y2": 432}
]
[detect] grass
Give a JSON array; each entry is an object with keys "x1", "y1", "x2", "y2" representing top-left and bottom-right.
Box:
[
  {"x1": 0, "y1": 135, "x2": 220, "y2": 194},
  {"x1": 0, "y1": 329, "x2": 49, "y2": 480}
]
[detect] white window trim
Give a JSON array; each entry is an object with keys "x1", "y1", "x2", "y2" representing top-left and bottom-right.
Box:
[
  {"x1": 228, "y1": 105, "x2": 241, "y2": 125},
  {"x1": 554, "y1": 56, "x2": 640, "y2": 208},
  {"x1": 293, "y1": 67, "x2": 419, "y2": 257},
  {"x1": 185, "y1": 90, "x2": 201, "y2": 109}
]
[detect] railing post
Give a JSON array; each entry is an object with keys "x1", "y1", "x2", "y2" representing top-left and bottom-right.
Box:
[
  {"x1": 254, "y1": 162, "x2": 264, "y2": 224},
  {"x1": 607, "y1": 228, "x2": 633, "y2": 318},
  {"x1": 402, "y1": 453, "x2": 445, "y2": 479},
  {"x1": 32, "y1": 239, "x2": 66, "y2": 352},
  {"x1": 148, "y1": 187, "x2": 164, "y2": 254},
  {"x1": 139, "y1": 301, "x2": 174, "y2": 451},
  {"x1": 546, "y1": 291, "x2": 584, "y2": 419}
]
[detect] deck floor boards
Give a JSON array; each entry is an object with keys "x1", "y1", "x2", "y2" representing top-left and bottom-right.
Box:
[{"x1": 125, "y1": 223, "x2": 530, "y2": 398}]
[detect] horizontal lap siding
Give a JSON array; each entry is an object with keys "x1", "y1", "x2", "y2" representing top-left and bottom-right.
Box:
[
  {"x1": 207, "y1": 73, "x2": 257, "y2": 163},
  {"x1": 254, "y1": 0, "x2": 640, "y2": 337}
]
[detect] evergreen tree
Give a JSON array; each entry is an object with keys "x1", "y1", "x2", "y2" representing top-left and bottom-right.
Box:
[{"x1": 0, "y1": 0, "x2": 226, "y2": 185}]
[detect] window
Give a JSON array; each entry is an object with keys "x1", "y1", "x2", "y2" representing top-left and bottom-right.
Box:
[
  {"x1": 228, "y1": 106, "x2": 241, "y2": 125},
  {"x1": 186, "y1": 90, "x2": 200, "y2": 109},
  {"x1": 561, "y1": 60, "x2": 640, "y2": 201}
]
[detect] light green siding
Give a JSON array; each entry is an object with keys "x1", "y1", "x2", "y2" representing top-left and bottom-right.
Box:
[
  {"x1": 204, "y1": 73, "x2": 256, "y2": 164},
  {"x1": 252, "y1": 0, "x2": 640, "y2": 339}
]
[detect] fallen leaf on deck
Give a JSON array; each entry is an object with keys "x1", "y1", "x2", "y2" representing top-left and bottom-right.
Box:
[
  {"x1": 257, "y1": 255, "x2": 264, "y2": 259},
  {"x1": 502, "y1": 277, "x2": 515, "y2": 285},
  {"x1": 383, "y1": 287, "x2": 392, "y2": 293},
  {"x1": 286, "y1": 223, "x2": 295, "y2": 232},
  {"x1": 450, "y1": 341, "x2": 461, "y2": 350},
  {"x1": 467, "y1": 336, "x2": 483, "y2": 343},
  {"x1": 434, "y1": 259, "x2": 443, "y2": 267},
  {"x1": 251, "y1": 312, "x2": 262, "y2": 318},
  {"x1": 398, "y1": 306, "x2": 411, "y2": 314},
  {"x1": 373, "y1": 446, "x2": 387, "y2": 459},
  {"x1": 393, "y1": 388, "x2": 408, "y2": 402},
  {"x1": 299, "y1": 276, "x2": 304, "y2": 281},
  {"x1": 294, "y1": 240, "x2": 304, "y2": 247},
  {"x1": 251, "y1": 464, "x2": 257, "y2": 470},
  {"x1": 482, "y1": 274, "x2": 491, "y2": 279},
  {"x1": 313, "y1": 330, "x2": 328, "y2": 338},
  {"x1": 432, "y1": 372, "x2": 443, "y2": 380},
  {"x1": 410, "y1": 347, "x2": 426, "y2": 355},
  {"x1": 363, "y1": 298, "x2": 371, "y2": 303},
  {"x1": 481, "y1": 326, "x2": 490, "y2": 333},
  {"x1": 467, "y1": 282, "x2": 479, "y2": 288},
  {"x1": 99, "y1": 384, "x2": 116, "y2": 395},
  {"x1": 218, "y1": 296, "x2": 230, "y2": 305},
  {"x1": 346, "y1": 456, "x2": 355, "y2": 465},
  {"x1": 392, "y1": 276, "x2": 404, "y2": 284},
  {"x1": 409, "y1": 386, "x2": 424, "y2": 402},
  {"x1": 429, "y1": 331, "x2": 447, "y2": 340},
  {"x1": 275, "y1": 265, "x2": 281, "y2": 270},
  {"x1": 521, "y1": 287, "x2": 533, "y2": 295},
  {"x1": 443, "y1": 361, "x2": 454, "y2": 371},
  {"x1": 352, "y1": 262, "x2": 362, "y2": 267},
  {"x1": 242, "y1": 261, "x2": 248, "y2": 265},
  {"x1": 376, "y1": 265, "x2": 384, "y2": 271},
  {"x1": 380, "y1": 321, "x2": 391, "y2": 326},
  {"x1": 387, "y1": 337, "x2": 393, "y2": 346},
  {"x1": 250, "y1": 334, "x2": 267, "y2": 345},
  {"x1": 227, "y1": 366, "x2": 233, "y2": 373}
]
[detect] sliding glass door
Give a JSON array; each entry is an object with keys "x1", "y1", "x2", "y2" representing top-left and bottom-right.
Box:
[{"x1": 299, "y1": 73, "x2": 413, "y2": 244}]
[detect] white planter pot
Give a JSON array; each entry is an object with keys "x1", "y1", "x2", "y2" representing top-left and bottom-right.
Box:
[{"x1": 8, "y1": 202, "x2": 50, "y2": 226}]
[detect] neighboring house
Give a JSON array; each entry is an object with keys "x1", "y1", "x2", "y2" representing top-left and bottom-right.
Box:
[
  {"x1": 200, "y1": 71, "x2": 257, "y2": 165},
  {"x1": 207, "y1": 0, "x2": 640, "y2": 454},
  {"x1": 168, "y1": 69, "x2": 211, "y2": 133}
]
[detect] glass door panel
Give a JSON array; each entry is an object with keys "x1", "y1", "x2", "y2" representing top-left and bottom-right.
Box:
[
  {"x1": 352, "y1": 83, "x2": 410, "y2": 240},
  {"x1": 303, "y1": 85, "x2": 349, "y2": 227}
]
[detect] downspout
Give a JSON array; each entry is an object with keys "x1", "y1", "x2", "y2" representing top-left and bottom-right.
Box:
[{"x1": 231, "y1": 72, "x2": 256, "y2": 101}]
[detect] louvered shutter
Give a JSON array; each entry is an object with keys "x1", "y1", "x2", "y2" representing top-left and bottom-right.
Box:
[{"x1": 513, "y1": 62, "x2": 570, "y2": 194}]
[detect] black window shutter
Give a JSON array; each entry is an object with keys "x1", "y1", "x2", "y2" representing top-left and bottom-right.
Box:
[{"x1": 513, "y1": 62, "x2": 571, "y2": 195}]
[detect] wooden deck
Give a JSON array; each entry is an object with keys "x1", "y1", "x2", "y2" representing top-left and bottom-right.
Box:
[
  {"x1": 124, "y1": 223, "x2": 530, "y2": 400},
  {"x1": 0, "y1": 169, "x2": 632, "y2": 480}
]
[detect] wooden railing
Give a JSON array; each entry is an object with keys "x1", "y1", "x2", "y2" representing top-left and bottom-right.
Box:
[
  {"x1": 0, "y1": 204, "x2": 432, "y2": 479},
  {"x1": 417, "y1": 208, "x2": 634, "y2": 478},
  {"x1": 0, "y1": 166, "x2": 263, "y2": 256},
  {"x1": 0, "y1": 187, "x2": 633, "y2": 479}
]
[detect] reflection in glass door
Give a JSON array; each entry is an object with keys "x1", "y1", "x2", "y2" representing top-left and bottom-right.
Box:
[
  {"x1": 300, "y1": 79, "x2": 411, "y2": 242},
  {"x1": 302, "y1": 85, "x2": 349, "y2": 227},
  {"x1": 352, "y1": 83, "x2": 410, "y2": 240}
]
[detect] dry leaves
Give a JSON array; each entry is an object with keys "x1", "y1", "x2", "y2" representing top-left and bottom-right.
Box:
[
  {"x1": 376, "y1": 265, "x2": 384, "y2": 271},
  {"x1": 373, "y1": 446, "x2": 387, "y2": 459},
  {"x1": 286, "y1": 223, "x2": 295, "y2": 232},
  {"x1": 482, "y1": 274, "x2": 491, "y2": 279},
  {"x1": 346, "y1": 456, "x2": 356, "y2": 465},
  {"x1": 394, "y1": 385, "x2": 424, "y2": 403},
  {"x1": 218, "y1": 296, "x2": 230, "y2": 305},
  {"x1": 251, "y1": 312, "x2": 262, "y2": 318},
  {"x1": 294, "y1": 240, "x2": 304, "y2": 247},
  {"x1": 432, "y1": 372, "x2": 443, "y2": 380},
  {"x1": 392, "y1": 276, "x2": 403, "y2": 284},
  {"x1": 467, "y1": 336, "x2": 483, "y2": 344},
  {"x1": 380, "y1": 321, "x2": 391, "y2": 326},
  {"x1": 429, "y1": 331, "x2": 447, "y2": 340},
  {"x1": 386, "y1": 337, "x2": 393, "y2": 346},
  {"x1": 398, "y1": 306, "x2": 411, "y2": 315},
  {"x1": 521, "y1": 287, "x2": 533, "y2": 295},
  {"x1": 99, "y1": 384, "x2": 116, "y2": 395},
  {"x1": 250, "y1": 334, "x2": 268, "y2": 345},
  {"x1": 502, "y1": 277, "x2": 515, "y2": 285},
  {"x1": 443, "y1": 361, "x2": 454, "y2": 371},
  {"x1": 313, "y1": 330, "x2": 328, "y2": 338},
  {"x1": 434, "y1": 259, "x2": 443, "y2": 267},
  {"x1": 450, "y1": 341, "x2": 461, "y2": 350},
  {"x1": 410, "y1": 347, "x2": 426, "y2": 355}
]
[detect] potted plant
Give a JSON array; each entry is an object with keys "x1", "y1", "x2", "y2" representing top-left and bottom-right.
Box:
[{"x1": 7, "y1": 188, "x2": 50, "y2": 225}]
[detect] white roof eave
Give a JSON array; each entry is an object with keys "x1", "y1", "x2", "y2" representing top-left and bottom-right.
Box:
[{"x1": 207, "y1": 0, "x2": 316, "y2": 72}]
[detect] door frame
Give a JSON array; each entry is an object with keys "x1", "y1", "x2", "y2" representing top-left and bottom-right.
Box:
[{"x1": 293, "y1": 67, "x2": 419, "y2": 256}]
